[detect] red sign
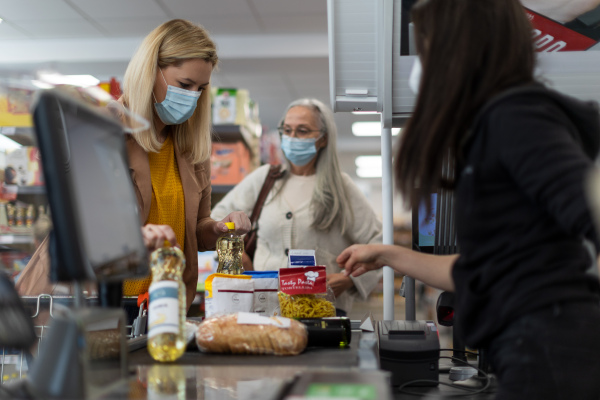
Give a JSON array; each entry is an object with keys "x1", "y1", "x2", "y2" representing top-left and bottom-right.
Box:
[
  {"x1": 526, "y1": 9, "x2": 597, "y2": 52},
  {"x1": 279, "y1": 266, "x2": 327, "y2": 295}
]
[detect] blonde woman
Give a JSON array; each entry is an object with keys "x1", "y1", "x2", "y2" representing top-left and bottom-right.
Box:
[
  {"x1": 211, "y1": 98, "x2": 382, "y2": 316},
  {"x1": 120, "y1": 19, "x2": 250, "y2": 310}
]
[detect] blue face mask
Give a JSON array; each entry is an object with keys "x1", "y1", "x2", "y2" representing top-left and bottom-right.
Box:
[
  {"x1": 154, "y1": 69, "x2": 202, "y2": 125},
  {"x1": 281, "y1": 135, "x2": 322, "y2": 166}
]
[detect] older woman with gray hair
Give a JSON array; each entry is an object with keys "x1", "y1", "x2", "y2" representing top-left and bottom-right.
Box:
[{"x1": 211, "y1": 98, "x2": 382, "y2": 316}]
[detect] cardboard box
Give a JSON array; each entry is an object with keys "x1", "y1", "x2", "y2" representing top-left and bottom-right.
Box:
[
  {"x1": 5, "y1": 147, "x2": 43, "y2": 186},
  {"x1": 210, "y1": 141, "x2": 251, "y2": 185}
]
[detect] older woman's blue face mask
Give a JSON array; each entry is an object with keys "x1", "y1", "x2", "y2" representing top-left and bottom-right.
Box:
[{"x1": 278, "y1": 106, "x2": 326, "y2": 167}]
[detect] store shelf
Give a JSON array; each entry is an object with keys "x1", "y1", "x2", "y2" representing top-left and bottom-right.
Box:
[
  {"x1": 0, "y1": 127, "x2": 36, "y2": 147},
  {"x1": 212, "y1": 124, "x2": 255, "y2": 154},
  {"x1": 0, "y1": 234, "x2": 34, "y2": 245},
  {"x1": 3, "y1": 185, "x2": 45, "y2": 196},
  {"x1": 212, "y1": 185, "x2": 235, "y2": 194}
]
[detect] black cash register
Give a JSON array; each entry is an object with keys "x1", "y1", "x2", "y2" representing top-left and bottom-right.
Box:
[{"x1": 377, "y1": 320, "x2": 440, "y2": 386}]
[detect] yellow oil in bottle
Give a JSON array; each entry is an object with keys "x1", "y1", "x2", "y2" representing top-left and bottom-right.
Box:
[
  {"x1": 147, "y1": 247, "x2": 186, "y2": 362},
  {"x1": 216, "y1": 222, "x2": 244, "y2": 275},
  {"x1": 147, "y1": 364, "x2": 185, "y2": 400}
]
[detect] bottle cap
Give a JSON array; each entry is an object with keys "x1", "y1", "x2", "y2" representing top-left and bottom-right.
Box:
[{"x1": 225, "y1": 222, "x2": 235, "y2": 230}]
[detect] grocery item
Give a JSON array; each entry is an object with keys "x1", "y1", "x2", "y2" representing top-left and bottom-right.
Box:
[
  {"x1": 204, "y1": 273, "x2": 254, "y2": 317},
  {"x1": 278, "y1": 266, "x2": 336, "y2": 319},
  {"x1": 147, "y1": 247, "x2": 187, "y2": 362},
  {"x1": 298, "y1": 317, "x2": 352, "y2": 348},
  {"x1": 195, "y1": 312, "x2": 307, "y2": 356},
  {"x1": 147, "y1": 364, "x2": 186, "y2": 399},
  {"x1": 216, "y1": 222, "x2": 244, "y2": 275},
  {"x1": 243, "y1": 270, "x2": 280, "y2": 316}
]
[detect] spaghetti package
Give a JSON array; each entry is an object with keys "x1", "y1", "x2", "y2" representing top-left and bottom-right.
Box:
[
  {"x1": 243, "y1": 271, "x2": 280, "y2": 316},
  {"x1": 278, "y1": 266, "x2": 336, "y2": 318},
  {"x1": 204, "y1": 273, "x2": 254, "y2": 318}
]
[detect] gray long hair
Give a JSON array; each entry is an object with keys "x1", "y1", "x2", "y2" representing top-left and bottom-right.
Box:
[{"x1": 279, "y1": 98, "x2": 353, "y2": 234}]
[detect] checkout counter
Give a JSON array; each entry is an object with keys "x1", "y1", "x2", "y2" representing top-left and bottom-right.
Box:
[
  {"x1": 1, "y1": 296, "x2": 495, "y2": 400},
  {"x1": 0, "y1": 88, "x2": 495, "y2": 399}
]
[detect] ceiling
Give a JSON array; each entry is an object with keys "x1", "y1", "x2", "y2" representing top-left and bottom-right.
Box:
[{"x1": 0, "y1": 0, "x2": 404, "y2": 218}]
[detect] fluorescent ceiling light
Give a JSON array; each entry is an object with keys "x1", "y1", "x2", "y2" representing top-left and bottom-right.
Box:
[
  {"x1": 351, "y1": 111, "x2": 379, "y2": 115},
  {"x1": 0, "y1": 135, "x2": 22, "y2": 151},
  {"x1": 31, "y1": 80, "x2": 53, "y2": 89},
  {"x1": 355, "y1": 155, "x2": 382, "y2": 178},
  {"x1": 352, "y1": 122, "x2": 400, "y2": 136},
  {"x1": 38, "y1": 73, "x2": 100, "y2": 87},
  {"x1": 0, "y1": 18, "x2": 4, "y2": 24}
]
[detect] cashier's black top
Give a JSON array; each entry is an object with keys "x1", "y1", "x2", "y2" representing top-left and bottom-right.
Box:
[{"x1": 452, "y1": 84, "x2": 600, "y2": 349}]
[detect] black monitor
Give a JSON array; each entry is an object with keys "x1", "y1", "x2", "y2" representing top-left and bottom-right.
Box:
[
  {"x1": 32, "y1": 89, "x2": 148, "y2": 283},
  {"x1": 412, "y1": 191, "x2": 458, "y2": 255}
]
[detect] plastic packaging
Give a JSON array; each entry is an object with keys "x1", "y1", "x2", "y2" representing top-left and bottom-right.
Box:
[
  {"x1": 204, "y1": 273, "x2": 253, "y2": 317},
  {"x1": 216, "y1": 222, "x2": 244, "y2": 275},
  {"x1": 243, "y1": 270, "x2": 280, "y2": 316},
  {"x1": 278, "y1": 266, "x2": 336, "y2": 319},
  {"x1": 195, "y1": 312, "x2": 308, "y2": 356},
  {"x1": 147, "y1": 247, "x2": 186, "y2": 362}
]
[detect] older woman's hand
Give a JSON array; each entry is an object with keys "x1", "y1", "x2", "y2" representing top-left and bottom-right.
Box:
[{"x1": 215, "y1": 211, "x2": 251, "y2": 234}]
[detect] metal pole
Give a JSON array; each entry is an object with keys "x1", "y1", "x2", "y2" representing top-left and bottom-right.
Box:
[
  {"x1": 381, "y1": 127, "x2": 395, "y2": 321},
  {"x1": 379, "y1": 0, "x2": 395, "y2": 321}
]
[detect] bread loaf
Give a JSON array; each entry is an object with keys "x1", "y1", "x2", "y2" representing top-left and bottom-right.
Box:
[{"x1": 196, "y1": 313, "x2": 307, "y2": 356}]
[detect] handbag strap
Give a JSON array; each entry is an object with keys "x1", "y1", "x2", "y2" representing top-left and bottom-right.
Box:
[{"x1": 249, "y1": 164, "x2": 285, "y2": 227}]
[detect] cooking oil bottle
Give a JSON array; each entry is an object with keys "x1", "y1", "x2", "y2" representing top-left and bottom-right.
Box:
[
  {"x1": 216, "y1": 222, "x2": 244, "y2": 274},
  {"x1": 147, "y1": 247, "x2": 186, "y2": 362},
  {"x1": 147, "y1": 364, "x2": 186, "y2": 400}
]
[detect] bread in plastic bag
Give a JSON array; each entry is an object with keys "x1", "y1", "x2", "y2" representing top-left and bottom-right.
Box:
[{"x1": 195, "y1": 312, "x2": 307, "y2": 356}]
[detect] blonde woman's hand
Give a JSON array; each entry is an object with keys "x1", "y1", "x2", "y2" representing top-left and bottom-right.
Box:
[{"x1": 141, "y1": 224, "x2": 179, "y2": 251}]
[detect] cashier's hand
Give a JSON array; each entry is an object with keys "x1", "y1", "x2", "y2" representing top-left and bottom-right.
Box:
[
  {"x1": 337, "y1": 244, "x2": 385, "y2": 278},
  {"x1": 215, "y1": 211, "x2": 251, "y2": 234},
  {"x1": 327, "y1": 273, "x2": 354, "y2": 298},
  {"x1": 141, "y1": 224, "x2": 179, "y2": 251}
]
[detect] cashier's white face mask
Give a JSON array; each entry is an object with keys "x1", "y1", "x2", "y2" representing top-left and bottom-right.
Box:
[{"x1": 408, "y1": 58, "x2": 422, "y2": 95}]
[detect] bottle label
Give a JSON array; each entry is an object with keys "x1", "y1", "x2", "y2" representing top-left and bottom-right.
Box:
[{"x1": 148, "y1": 281, "x2": 179, "y2": 338}]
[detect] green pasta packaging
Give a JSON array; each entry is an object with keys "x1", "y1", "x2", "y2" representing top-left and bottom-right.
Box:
[{"x1": 278, "y1": 266, "x2": 336, "y2": 318}]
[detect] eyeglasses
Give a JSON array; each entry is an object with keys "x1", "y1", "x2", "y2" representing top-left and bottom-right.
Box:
[{"x1": 278, "y1": 126, "x2": 323, "y2": 138}]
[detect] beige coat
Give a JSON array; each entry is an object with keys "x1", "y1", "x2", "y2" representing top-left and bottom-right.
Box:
[
  {"x1": 211, "y1": 164, "x2": 383, "y2": 313},
  {"x1": 126, "y1": 135, "x2": 215, "y2": 310}
]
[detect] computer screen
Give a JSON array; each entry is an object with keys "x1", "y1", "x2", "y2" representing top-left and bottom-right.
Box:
[
  {"x1": 412, "y1": 193, "x2": 437, "y2": 254},
  {"x1": 32, "y1": 89, "x2": 148, "y2": 283},
  {"x1": 412, "y1": 192, "x2": 458, "y2": 255}
]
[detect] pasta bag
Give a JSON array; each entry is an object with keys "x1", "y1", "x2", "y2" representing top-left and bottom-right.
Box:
[{"x1": 278, "y1": 266, "x2": 336, "y2": 319}]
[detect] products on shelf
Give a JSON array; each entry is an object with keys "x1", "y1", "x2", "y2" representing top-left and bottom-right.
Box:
[
  {"x1": 210, "y1": 141, "x2": 251, "y2": 185},
  {"x1": 5, "y1": 146, "x2": 43, "y2": 186},
  {"x1": 0, "y1": 86, "x2": 34, "y2": 127}
]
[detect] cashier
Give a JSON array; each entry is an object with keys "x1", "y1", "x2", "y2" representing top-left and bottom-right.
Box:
[
  {"x1": 211, "y1": 98, "x2": 383, "y2": 316},
  {"x1": 338, "y1": 0, "x2": 600, "y2": 399}
]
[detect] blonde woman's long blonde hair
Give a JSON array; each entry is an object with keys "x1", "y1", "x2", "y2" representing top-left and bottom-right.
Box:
[{"x1": 122, "y1": 19, "x2": 218, "y2": 163}]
